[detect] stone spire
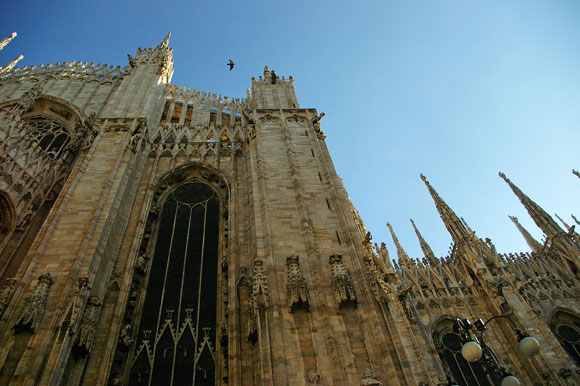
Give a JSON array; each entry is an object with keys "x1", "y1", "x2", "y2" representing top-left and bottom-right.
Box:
[
  {"x1": 499, "y1": 172, "x2": 562, "y2": 237},
  {"x1": 0, "y1": 32, "x2": 17, "y2": 51},
  {"x1": 157, "y1": 32, "x2": 171, "y2": 50},
  {"x1": 555, "y1": 214, "x2": 572, "y2": 232},
  {"x1": 410, "y1": 218, "x2": 438, "y2": 265},
  {"x1": 386, "y1": 222, "x2": 414, "y2": 269},
  {"x1": 420, "y1": 174, "x2": 470, "y2": 242},
  {"x1": 0, "y1": 54, "x2": 24, "y2": 74},
  {"x1": 509, "y1": 215, "x2": 542, "y2": 253}
]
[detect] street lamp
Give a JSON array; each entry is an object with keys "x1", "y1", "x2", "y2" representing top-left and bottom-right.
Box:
[{"x1": 453, "y1": 314, "x2": 540, "y2": 386}]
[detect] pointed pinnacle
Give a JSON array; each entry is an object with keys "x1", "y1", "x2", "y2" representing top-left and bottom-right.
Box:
[
  {"x1": 508, "y1": 215, "x2": 542, "y2": 253},
  {"x1": 158, "y1": 32, "x2": 171, "y2": 49},
  {"x1": 0, "y1": 32, "x2": 17, "y2": 51},
  {"x1": 410, "y1": 218, "x2": 438, "y2": 265},
  {"x1": 387, "y1": 222, "x2": 413, "y2": 269},
  {"x1": 555, "y1": 213, "x2": 571, "y2": 231},
  {"x1": 420, "y1": 173, "x2": 470, "y2": 241},
  {"x1": 0, "y1": 54, "x2": 23, "y2": 74},
  {"x1": 500, "y1": 172, "x2": 562, "y2": 237}
]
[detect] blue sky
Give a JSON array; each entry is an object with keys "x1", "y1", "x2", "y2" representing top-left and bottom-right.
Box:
[{"x1": 2, "y1": 0, "x2": 579, "y2": 260}]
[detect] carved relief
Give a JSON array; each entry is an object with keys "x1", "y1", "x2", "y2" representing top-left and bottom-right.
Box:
[
  {"x1": 286, "y1": 113, "x2": 306, "y2": 123},
  {"x1": 14, "y1": 273, "x2": 54, "y2": 333},
  {"x1": 329, "y1": 254, "x2": 357, "y2": 308},
  {"x1": 258, "y1": 113, "x2": 280, "y2": 123},
  {"x1": 286, "y1": 255, "x2": 310, "y2": 312}
]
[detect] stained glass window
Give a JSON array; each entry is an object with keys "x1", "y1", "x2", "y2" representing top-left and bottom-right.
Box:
[{"x1": 129, "y1": 182, "x2": 219, "y2": 386}]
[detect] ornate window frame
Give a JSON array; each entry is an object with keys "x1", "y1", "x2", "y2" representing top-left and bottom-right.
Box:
[{"x1": 114, "y1": 163, "x2": 230, "y2": 386}]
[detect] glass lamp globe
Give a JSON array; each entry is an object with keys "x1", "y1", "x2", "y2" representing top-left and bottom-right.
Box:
[
  {"x1": 501, "y1": 375, "x2": 520, "y2": 386},
  {"x1": 461, "y1": 341, "x2": 482, "y2": 362},
  {"x1": 518, "y1": 336, "x2": 540, "y2": 357}
]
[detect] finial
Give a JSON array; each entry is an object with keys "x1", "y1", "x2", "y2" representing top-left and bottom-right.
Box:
[
  {"x1": 573, "y1": 169, "x2": 580, "y2": 179},
  {"x1": 498, "y1": 171, "x2": 508, "y2": 181},
  {"x1": 0, "y1": 32, "x2": 17, "y2": 51},
  {"x1": 420, "y1": 173, "x2": 427, "y2": 183}
]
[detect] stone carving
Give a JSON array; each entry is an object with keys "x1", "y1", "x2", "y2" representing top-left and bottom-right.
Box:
[
  {"x1": 311, "y1": 112, "x2": 325, "y2": 133},
  {"x1": 286, "y1": 255, "x2": 310, "y2": 312},
  {"x1": 119, "y1": 323, "x2": 133, "y2": 350},
  {"x1": 286, "y1": 113, "x2": 306, "y2": 123},
  {"x1": 247, "y1": 260, "x2": 269, "y2": 343},
  {"x1": 135, "y1": 254, "x2": 148, "y2": 274},
  {"x1": 360, "y1": 368, "x2": 382, "y2": 386},
  {"x1": 14, "y1": 273, "x2": 54, "y2": 333},
  {"x1": 307, "y1": 369, "x2": 321, "y2": 384},
  {"x1": 258, "y1": 113, "x2": 279, "y2": 123},
  {"x1": 329, "y1": 254, "x2": 357, "y2": 308},
  {"x1": 68, "y1": 276, "x2": 91, "y2": 335},
  {"x1": 75, "y1": 295, "x2": 102, "y2": 356},
  {"x1": 0, "y1": 277, "x2": 17, "y2": 316}
]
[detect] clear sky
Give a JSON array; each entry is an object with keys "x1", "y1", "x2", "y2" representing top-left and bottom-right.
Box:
[{"x1": 2, "y1": 0, "x2": 579, "y2": 260}]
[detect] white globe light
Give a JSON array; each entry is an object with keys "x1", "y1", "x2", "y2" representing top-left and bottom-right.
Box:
[
  {"x1": 518, "y1": 336, "x2": 540, "y2": 357},
  {"x1": 461, "y1": 341, "x2": 482, "y2": 362},
  {"x1": 501, "y1": 375, "x2": 520, "y2": 386}
]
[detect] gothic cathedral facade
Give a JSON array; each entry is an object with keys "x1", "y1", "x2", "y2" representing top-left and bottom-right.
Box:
[{"x1": 0, "y1": 33, "x2": 579, "y2": 386}]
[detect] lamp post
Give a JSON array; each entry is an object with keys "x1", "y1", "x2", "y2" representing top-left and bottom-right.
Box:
[{"x1": 452, "y1": 314, "x2": 540, "y2": 386}]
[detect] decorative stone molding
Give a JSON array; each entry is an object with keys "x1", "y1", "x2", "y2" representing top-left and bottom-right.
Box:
[
  {"x1": 286, "y1": 255, "x2": 310, "y2": 312},
  {"x1": 14, "y1": 272, "x2": 54, "y2": 333},
  {"x1": 329, "y1": 255, "x2": 357, "y2": 308}
]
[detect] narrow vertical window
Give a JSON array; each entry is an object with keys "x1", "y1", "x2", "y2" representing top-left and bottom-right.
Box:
[
  {"x1": 318, "y1": 172, "x2": 322, "y2": 182},
  {"x1": 326, "y1": 198, "x2": 331, "y2": 210},
  {"x1": 129, "y1": 182, "x2": 219, "y2": 386},
  {"x1": 310, "y1": 149, "x2": 315, "y2": 157},
  {"x1": 335, "y1": 231, "x2": 342, "y2": 245}
]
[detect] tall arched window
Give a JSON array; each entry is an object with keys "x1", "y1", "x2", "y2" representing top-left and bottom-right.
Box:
[
  {"x1": 130, "y1": 182, "x2": 220, "y2": 386},
  {"x1": 551, "y1": 310, "x2": 580, "y2": 366},
  {"x1": 23, "y1": 116, "x2": 70, "y2": 159},
  {"x1": 433, "y1": 319, "x2": 491, "y2": 386}
]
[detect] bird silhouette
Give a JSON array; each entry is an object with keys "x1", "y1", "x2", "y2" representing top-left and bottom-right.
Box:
[{"x1": 227, "y1": 59, "x2": 234, "y2": 71}]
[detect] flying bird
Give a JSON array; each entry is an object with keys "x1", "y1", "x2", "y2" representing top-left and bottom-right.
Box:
[{"x1": 227, "y1": 59, "x2": 234, "y2": 71}]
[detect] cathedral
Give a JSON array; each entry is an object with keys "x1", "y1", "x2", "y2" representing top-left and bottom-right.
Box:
[{"x1": 0, "y1": 32, "x2": 578, "y2": 386}]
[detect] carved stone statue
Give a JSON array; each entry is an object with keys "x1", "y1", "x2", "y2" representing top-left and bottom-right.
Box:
[
  {"x1": 120, "y1": 323, "x2": 133, "y2": 350},
  {"x1": 75, "y1": 295, "x2": 102, "y2": 356},
  {"x1": 14, "y1": 273, "x2": 54, "y2": 332},
  {"x1": 329, "y1": 255, "x2": 357, "y2": 307},
  {"x1": 307, "y1": 369, "x2": 321, "y2": 384},
  {"x1": 360, "y1": 368, "x2": 382, "y2": 386},
  {"x1": 0, "y1": 278, "x2": 17, "y2": 316},
  {"x1": 286, "y1": 255, "x2": 310, "y2": 312}
]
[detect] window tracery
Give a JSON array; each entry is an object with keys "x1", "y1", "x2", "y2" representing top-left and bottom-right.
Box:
[
  {"x1": 129, "y1": 182, "x2": 220, "y2": 386},
  {"x1": 23, "y1": 116, "x2": 70, "y2": 159},
  {"x1": 551, "y1": 310, "x2": 580, "y2": 366}
]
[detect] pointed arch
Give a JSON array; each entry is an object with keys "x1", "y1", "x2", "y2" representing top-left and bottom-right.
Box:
[
  {"x1": 432, "y1": 318, "x2": 491, "y2": 386},
  {"x1": 549, "y1": 308, "x2": 580, "y2": 366}
]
